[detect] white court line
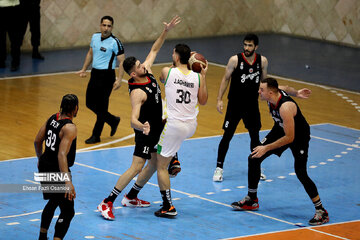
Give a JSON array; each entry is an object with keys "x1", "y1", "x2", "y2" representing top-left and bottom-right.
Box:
[
  {"x1": 219, "y1": 220, "x2": 360, "y2": 240},
  {"x1": 0, "y1": 210, "x2": 43, "y2": 219},
  {"x1": 310, "y1": 135, "x2": 360, "y2": 148},
  {"x1": 1, "y1": 123, "x2": 358, "y2": 163},
  {"x1": 77, "y1": 133, "x2": 135, "y2": 152}
]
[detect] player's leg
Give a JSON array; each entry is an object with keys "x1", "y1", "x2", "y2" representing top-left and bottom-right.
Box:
[
  {"x1": 53, "y1": 199, "x2": 75, "y2": 240},
  {"x1": 98, "y1": 147, "x2": 147, "y2": 220},
  {"x1": 291, "y1": 142, "x2": 329, "y2": 225},
  {"x1": 122, "y1": 151, "x2": 158, "y2": 208},
  {"x1": 38, "y1": 199, "x2": 60, "y2": 240},
  {"x1": 214, "y1": 102, "x2": 240, "y2": 181}
]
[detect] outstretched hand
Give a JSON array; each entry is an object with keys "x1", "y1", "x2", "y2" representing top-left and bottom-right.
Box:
[
  {"x1": 297, "y1": 88, "x2": 312, "y2": 99},
  {"x1": 163, "y1": 15, "x2": 181, "y2": 32}
]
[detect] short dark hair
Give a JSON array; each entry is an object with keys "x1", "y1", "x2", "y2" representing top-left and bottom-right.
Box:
[
  {"x1": 261, "y1": 77, "x2": 279, "y2": 92},
  {"x1": 123, "y1": 56, "x2": 137, "y2": 75},
  {"x1": 101, "y1": 16, "x2": 114, "y2": 25},
  {"x1": 243, "y1": 33, "x2": 259, "y2": 46},
  {"x1": 174, "y1": 44, "x2": 191, "y2": 64},
  {"x1": 60, "y1": 94, "x2": 78, "y2": 115}
]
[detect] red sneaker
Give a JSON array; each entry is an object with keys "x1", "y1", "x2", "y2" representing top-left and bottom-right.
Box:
[{"x1": 121, "y1": 194, "x2": 150, "y2": 207}]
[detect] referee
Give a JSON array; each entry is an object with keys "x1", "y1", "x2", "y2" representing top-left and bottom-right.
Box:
[{"x1": 77, "y1": 15, "x2": 125, "y2": 144}]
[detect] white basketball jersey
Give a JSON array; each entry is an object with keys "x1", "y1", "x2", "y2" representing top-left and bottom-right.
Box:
[{"x1": 165, "y1": 67, "x2": 200, "y2": 121}]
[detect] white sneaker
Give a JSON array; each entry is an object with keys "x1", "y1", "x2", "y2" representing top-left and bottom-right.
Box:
[
  {"x1": 260, "y1": 168, "x2": 266, "y2": 181},
  {"x1": 97, "y1": 199, "x2": 115, "y2": 220},
  {"x1": 121, "y1": 194, "x2": 150, "y2": 208},
  {"x1": 213, "y1": 167, "x2": 223, "y2": 182}
]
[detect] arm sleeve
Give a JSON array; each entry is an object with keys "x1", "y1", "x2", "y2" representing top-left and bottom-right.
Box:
[{"x1": 114, "y1": 38, "x2": 125, "y2": 56}]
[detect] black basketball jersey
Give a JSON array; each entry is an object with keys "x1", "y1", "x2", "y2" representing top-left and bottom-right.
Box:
[
  {"x1": 39, "y1": 113, "x2": 77, "y2": 171},
  {"x1": 228, "y1": 53, "x2": 262, "y2": 103},
  {"x1": 268, "y1": 90, "x2": 310, "y2": 140},
  {"x1": 128, "y1": 73, "x2": 163, "y2": 139}
]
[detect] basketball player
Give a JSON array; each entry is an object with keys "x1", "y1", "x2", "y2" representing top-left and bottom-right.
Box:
[
  {"x1": 232, "y1": 77, "x2": 329, "y2": 226},
  {"x1": 214, "y1": 33, "x2": 311, "y2": 182},
  {"x1": 97, "y1": 16, "x2": 181, "y2": 220},
  {"x1": 155, "y1": 44, "x2": 208, "y2": 218},
  {"x1": 34, "y1": 94, "x2": 79, "y2": 240}
]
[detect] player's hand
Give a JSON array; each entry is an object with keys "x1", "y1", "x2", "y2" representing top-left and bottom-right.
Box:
[
  {"x1": 76, "y1": 70, "x2": 87, "y2": 78},
  {"x1": 297, "y1": 88, "x2": 311, "y2": 99},
  {"x1": 251, "y1": 145, "x2": 268, "y2": 158},
  {"x1": 142, "y1": 121, "x2": 150, "y2": 135},
  {"x1": 113, "y1": 77, "x2": 122, "y2": 90},
  {"x1": 64, "y1": 182, "x2": 76, "y2": 201},
  {"x1": 217, "y1": 99, "x2": 224, "y2": 114},
  {"x1": 200, "y1": 60, "x2": 208, "y2": 76},
  {"x1": 164, "y1": 15, "x2": 181, "y2": 32}
]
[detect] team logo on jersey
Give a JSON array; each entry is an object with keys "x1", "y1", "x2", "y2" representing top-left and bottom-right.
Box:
[
  {"x1": 240, "y1": 62, "x2": 244, "y2": 70},
  {"x1": 249, "y1": 68, "x2": 253, "y2": 73},
  {"x1": 146, "y1": 87, "x2": 152, "y2": 93},
  {"x1": 152, "y1": 82, "x2": 156, "y2": 88}
]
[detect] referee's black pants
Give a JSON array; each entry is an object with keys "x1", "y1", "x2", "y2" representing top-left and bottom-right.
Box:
[{"x1": 86, "y1": 68, "x2": 118, "y2": 138}]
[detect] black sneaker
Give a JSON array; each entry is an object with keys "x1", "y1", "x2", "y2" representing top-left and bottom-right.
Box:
[
  {"x1": 110, "y1": 117, "x2": 120, "y2": 136},
  {"x1": 309, "y1": 209, "x2": 329, "y2": 225},
  {"x1": 231, "y1": 196, "x2": 259, "y2": 211},
  {"x1": 154, "y1": 206, "x2": 177, "y2": 218},
  {"x1": 168, "y1": 153, "x2": 181, "y2": 178},
  {"x1": 85, "y1": 136, "x2": 100, "y2": 144}
]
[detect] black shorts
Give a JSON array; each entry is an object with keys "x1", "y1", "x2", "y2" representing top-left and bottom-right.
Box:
[
  {"x1": 133, "y1": 130, "x2": 161, "y2": 159},
  {"x1": 262, "y1": 125, "x2": 310, "y2": 158},
  {"x1": 38, "y1": 159, "x2": 71, "y2": 200},
  {"x1": 222, "y1": 100, "x2": 261, "y2": 132}
]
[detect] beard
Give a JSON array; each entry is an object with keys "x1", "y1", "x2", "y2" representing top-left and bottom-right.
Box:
[
  {"x1": 244, "y1": 49, "x2": 255, "y2": 57},
  {"x1": 138, "y1": 68, "x2": 148, "y2": 77}
]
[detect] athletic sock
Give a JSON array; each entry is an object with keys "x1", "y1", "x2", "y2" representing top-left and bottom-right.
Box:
[
  {"x1": 248, "y1": 188, "x2": 257, "y2": 200},
  {"x1": 127, "y1": 183, "x2": 143, "y2": 199},
  {"x1": 160, "y1": 189, "x2": 172, "y2": 209},
  {"x1": 104, "y1": 187, "x2": 121, "y2": 203},
  {"x1": 313, "y1": 199, "x2": 324, "y2": 210},
  {"x1": 216, "y1": 162, "x2": 224, "y2": 169}
]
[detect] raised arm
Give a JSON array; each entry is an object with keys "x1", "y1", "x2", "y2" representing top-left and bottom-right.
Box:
[
  {"x1": 143, "y1": 16, "x2": 181, "y2": 73},
  {"x1": 216, "y1": 55, "x2": 237, "y2": 113}
]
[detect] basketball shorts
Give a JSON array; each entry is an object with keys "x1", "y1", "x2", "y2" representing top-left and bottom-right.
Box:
[{"x1": 157, "y1": 118, "x2": 197, "y2": 158}]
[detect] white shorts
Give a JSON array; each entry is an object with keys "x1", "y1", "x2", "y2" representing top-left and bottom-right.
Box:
[{"x1": 157, "y1": 118, "x2": 197, "y2": 157}]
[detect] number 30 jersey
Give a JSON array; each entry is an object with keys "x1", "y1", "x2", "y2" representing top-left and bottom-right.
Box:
[
  {"x1": 164, "y1": 67, "x2": 200, "y2": 121},
  {"x1": 40, "y1": 113, "x2": 77, "y2": 171}
]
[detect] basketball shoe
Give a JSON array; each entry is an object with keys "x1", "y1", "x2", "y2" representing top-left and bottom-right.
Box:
[
  {"x1": 154, "y1": 205, "x2": 177, "y2": 218},
  {"x1": 213, "y1": 167, "x2": 223, "y2": 182},
  {"x1": 309, "y1": 209, "x2": 329, "y2": 225},
  {"x1": 231, "y1": 196, "x2": 259, "y2": 210},
  {"x1": 121, "y1": 194, "x2": 150, "y2": 207},
  {"x1": 97, "y1": 199, "x2": 115, "y2": 220},
  {"x1": 168, "y1": 155, "x2": 181, "y2": 178}
]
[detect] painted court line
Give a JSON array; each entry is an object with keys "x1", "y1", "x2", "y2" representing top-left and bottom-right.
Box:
[{"x1": 220, "y1": 220, "x2": 360, "y2": 240}]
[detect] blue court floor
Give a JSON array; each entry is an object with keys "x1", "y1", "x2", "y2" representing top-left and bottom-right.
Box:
[{"x1": 0, "y1": 123, "x2": 359, "y2": 239}]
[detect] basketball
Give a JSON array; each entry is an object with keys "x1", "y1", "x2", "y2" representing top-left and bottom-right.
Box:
[{"x1": 188, "y1": 52, "x2": 207, "y2": 73}]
